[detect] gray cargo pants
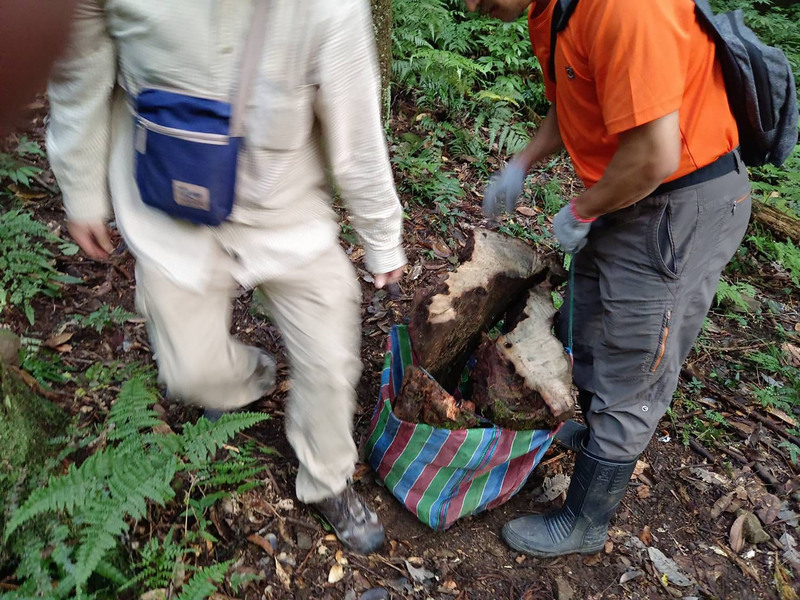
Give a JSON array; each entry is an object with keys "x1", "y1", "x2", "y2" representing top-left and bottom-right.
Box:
[{"x1": 557, "y1": 164, "x2": 751, "y2": 461}]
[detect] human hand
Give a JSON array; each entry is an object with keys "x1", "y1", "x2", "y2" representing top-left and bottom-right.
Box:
[
  {"x1": 373, "y1": 266, "x2": 404, "y2": 290},
  {"x1": 482, "y1": 160, "x2": 527, "y2": 218},
  {"x1": 552, "y1": 201, "x2": 595, "y2": 254},
  {"x1": 67, "y1": 220, "x2": 114, "y2": 259}
]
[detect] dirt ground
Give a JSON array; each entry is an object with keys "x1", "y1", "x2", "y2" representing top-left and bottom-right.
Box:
[{"x1": 2, "y1": 104, "x2": 799, "y2": 600}]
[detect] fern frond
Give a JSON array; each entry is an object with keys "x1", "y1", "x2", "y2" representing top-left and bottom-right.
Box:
[
  {"x1": 180, "y1": 412, "x2": 268, "y2": 466},
  {"x1": 5, "y1": 452, "x2": 113, "y2": 539},
  {"x1": 108, "y1": 377, "x2": 162, "y2": 441},
  {"x1": 174, "y1": 561, "x2": 231, "y2": 600}
]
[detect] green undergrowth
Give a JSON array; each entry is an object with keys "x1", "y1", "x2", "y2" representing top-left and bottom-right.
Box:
[{"x1": 1, "y1": 370, "x2": 270, "y2": 599}]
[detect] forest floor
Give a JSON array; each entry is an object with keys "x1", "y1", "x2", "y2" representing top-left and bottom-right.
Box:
[{"x1": 2, "y1": 94, "x2": 799, "y2": 600}]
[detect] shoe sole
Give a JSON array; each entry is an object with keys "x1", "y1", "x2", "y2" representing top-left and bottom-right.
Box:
[{"x1": 502, "y1": 524, "x2": 604, "y2": 558}]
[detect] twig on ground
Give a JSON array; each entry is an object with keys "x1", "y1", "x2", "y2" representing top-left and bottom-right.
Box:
[{"x1": 688, "y1": 437, "x2": 719, "y2": 465}]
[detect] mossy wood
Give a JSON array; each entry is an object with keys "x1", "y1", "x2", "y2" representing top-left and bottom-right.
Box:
[
  {"x1": 751, "y1": 200, "x2": 799, "y2": 242},
  {"x1": 392, "y1": 365, "x2": 479, "y2": 430},
  {"x1": 402, "y1": 229, "x2": 574, "y2": 430},
  {"x1": 470, "y1": 286, "x2": 575, "y2": 430},
  {"x1": 0, "y1": 353, "x2": 67, "y2": 509},
  {"x1": 409, "y1": 228, "x2": 556, "y2": 392}
]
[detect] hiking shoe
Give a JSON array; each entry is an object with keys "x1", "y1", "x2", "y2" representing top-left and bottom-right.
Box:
[
  {"x1": 502, "y1": 447, "x2": 637, "y2": 557},
  {"x1": 311, "y1": 486, "x2": 385, "y2": 554}
]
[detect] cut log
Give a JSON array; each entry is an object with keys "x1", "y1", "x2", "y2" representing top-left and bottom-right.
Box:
[
  {"x1": 409, "y1": 228, "x2": 559, "y2": 391},
  {"x1": 470, "y1": 286, "x2": 575, "y2": 430},
  {"x1": 751, "y1": 200, "x2": 799, "y2": 242},
  {"x1": 392, "y1": 365, "x2": 479, "y2": 430}
]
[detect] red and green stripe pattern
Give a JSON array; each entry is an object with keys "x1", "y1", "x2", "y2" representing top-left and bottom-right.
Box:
[{"x1": 365, "y1": 325, "x2": 557, "y2": 531}]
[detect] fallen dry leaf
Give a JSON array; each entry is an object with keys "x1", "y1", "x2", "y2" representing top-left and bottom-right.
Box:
[
  {"x1": 604, "y1": 541, "x2": 614, "y2": 554},
  {"x1": 328, "y1": 564, "x2": 345, "y2": 584},
  {"x1": 535, "y1": 473, "x2": 570, "y2": 503},
  {"x1": 648, "y1": 547, "x2": 693, "y2": 587},
  {"x1": 782, "y1": 342, "x2": 800, "y2": 368},
  {"x1": 711, "y1": 492, "x2": 737, "y2": 520},
  {"x1": 45, "y1": 331, "x2": 73, "y2": 349},
  {"x1": 766, "y1": 405, "x2": 797, "y2": 426},
  {"x1": 757, "y1": 493, "x2": 782, "y2": 525},
  {"x1": 691, "y1": 467, "x2": 730, "y2": 487},
  {"x1": 405, "y1": 559, "x2": 435, "y2": 583},
  {"x1": 247, "y1": 534, "x2": 275, "y2": 557},
  {"x1": 633, "y1": 460, "x2": 650, "y2": 479},
  {"x1": 515, "y1": 206, "x2": 536, "y2": 217},
  {"x1": 275, "y1": 559, "x2": 291, "y2": 590},
  {"x1": 730, "y1": 513, "x2": 747, "y2": 553},
  {"x1": 636, "y1": 485, "x2": 651, "y2": 500},
  {"x1": 638, "y1": 525, "x2": 653, "y2": 546}
]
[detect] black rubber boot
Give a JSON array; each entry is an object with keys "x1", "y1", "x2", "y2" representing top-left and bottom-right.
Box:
[
  {"x1": 554, "y1": 389, "x2": 592, "y2": 451},
  {"x1": 502, "y1": 446, "x2": 637, "y2": 557},
  {"x1": 554, "y1": 419, "x2": 588, "y2": 451}
]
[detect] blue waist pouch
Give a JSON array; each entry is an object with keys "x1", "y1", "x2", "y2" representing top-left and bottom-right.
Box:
[
  {"x1": 134, "y1": 89, "x2": 240, "y2": 226},
  {"x1": 131, "y1": 0, "x2": 267, "y2": 226},
  {"x1": 134, "y1": 89, "x2": 241, "y2": 225}
]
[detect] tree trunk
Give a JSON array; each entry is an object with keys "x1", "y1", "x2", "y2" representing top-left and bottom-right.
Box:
[
  {"x1": 751, "y1": 200, "x2": 799, "y2": 242},
  {"x1": 0, "y1": 342, "x2": 67, "y2": 505},
  {"x1": 371, "y1": 0, "x2": 392, "y2": 124},
  {"x1": 409, "y1": 228, "x2": 561, "y2": 392}
]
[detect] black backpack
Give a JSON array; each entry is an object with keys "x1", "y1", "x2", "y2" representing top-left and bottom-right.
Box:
[{"x1": 548, "y1": 0, "x2": 799, "y2": 167}]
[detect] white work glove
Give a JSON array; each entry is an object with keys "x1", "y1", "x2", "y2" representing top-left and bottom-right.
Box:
[
  {"x1": 552, "y1": 201, "x2": 595, "y2": 254},
  {"x1": 482, "y1": 160, "x2": 527, "y2": 217}
]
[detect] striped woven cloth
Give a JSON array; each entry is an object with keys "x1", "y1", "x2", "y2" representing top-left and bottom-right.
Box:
[{"x1": 364, "y1": 325, "x2": 557, "y2": 531}]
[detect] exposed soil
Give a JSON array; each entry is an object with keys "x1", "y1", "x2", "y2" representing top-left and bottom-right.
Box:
[{"x1": 2, "y1": 101, "x2": 798, "y2": 600}]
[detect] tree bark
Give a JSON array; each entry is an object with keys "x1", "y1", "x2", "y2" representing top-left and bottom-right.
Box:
[
  {"x1": 392, "y1": 365, "x2": 479, "y2": 429},
  {"x1": 371, "y1": 0, "x2": 392, "y2": 124},
  {"x1": 470, "y1": 286, "x2": 575, "y2": 430},
  {"x1": 751, "y1": 200, "x2": 799, "y2": 242},
  {"x1": 409, "y1": 228, "x2": 560, "y2": 392}
]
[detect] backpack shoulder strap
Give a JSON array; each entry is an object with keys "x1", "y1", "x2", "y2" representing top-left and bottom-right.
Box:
[{"x1": 548, "y1": 0, "x2": 580, "y2": 83}]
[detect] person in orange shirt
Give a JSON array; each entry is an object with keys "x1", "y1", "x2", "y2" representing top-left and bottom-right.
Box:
[{"x1": 466, "y1": 0, "x2": 751, "y2": 557}]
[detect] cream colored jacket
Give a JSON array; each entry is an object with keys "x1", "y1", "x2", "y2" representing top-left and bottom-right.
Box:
[{"x1": 47, "y1": 0, "x2": 406, "y2": 291}]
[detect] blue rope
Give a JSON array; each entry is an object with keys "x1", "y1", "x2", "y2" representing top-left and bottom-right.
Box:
[{"x1": 565, "y1": 254, "x2": 576, "y2": 363}]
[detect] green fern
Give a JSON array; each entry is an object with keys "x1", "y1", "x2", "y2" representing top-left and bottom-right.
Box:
[
  {"x1": 3, "y1": 376, "x2": 268, "y2": 598},
  {"x1": 174, "y1": 561, "x2": 232, "y2": 600},
  {"x1": 0, "y1": 209, "x2": 81, "y2": 324},
  {"x1": 181, "y1": 412, "x2": 269, "y2": 467},
  {"x1": 714, "y1": 279, "x2": 758, "y2": 312},
  {"x1": 72, "y1": 304, "x2": 137, "y2": 334},
  {"x1": 108, "y1": 377, "x2": 162, "y2": 441}
]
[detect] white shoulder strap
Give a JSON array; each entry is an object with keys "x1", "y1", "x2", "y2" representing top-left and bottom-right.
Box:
[{"x1": 230, "y1": 0, "x2": 269, "y2": 137}]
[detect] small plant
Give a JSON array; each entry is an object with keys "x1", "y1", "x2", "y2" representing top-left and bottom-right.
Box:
[
  {"x1": 0, "y1": 136, "x2": 45, "y2": 189},
  {"x1": 72, "y1": 304, "x2": 137, "y2": 333},
  {"x1": 0, "y1": 209, "x2": 80, "y2": 324},
  {"x1": 714, "y1": 279, "x2": 759, "y2": 313},
  {"x1": 18, "y1": 336, "x2": 74, "y2": 389}
]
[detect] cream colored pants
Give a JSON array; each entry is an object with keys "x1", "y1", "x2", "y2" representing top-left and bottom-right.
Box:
[{"x1": 134, "y1": 244, "x2": 362, "y2": 503}]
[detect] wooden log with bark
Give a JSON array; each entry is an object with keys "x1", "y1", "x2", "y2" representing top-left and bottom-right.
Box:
[
  {"x1": 751, "y1": 200, "x2": 799, "y2": 242},
  {"x1": 470, "y1": 286, "x2": 575, "y2": 430},
  {"x1": 409, "y1": 228, "x2": 560, "y2": 392},
  {"x1": 396, "y1": 229, "x2": 574, "y2": 431},
  {"x1": 392, "y1": 365, "x2": 479, "y2": 430}
]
